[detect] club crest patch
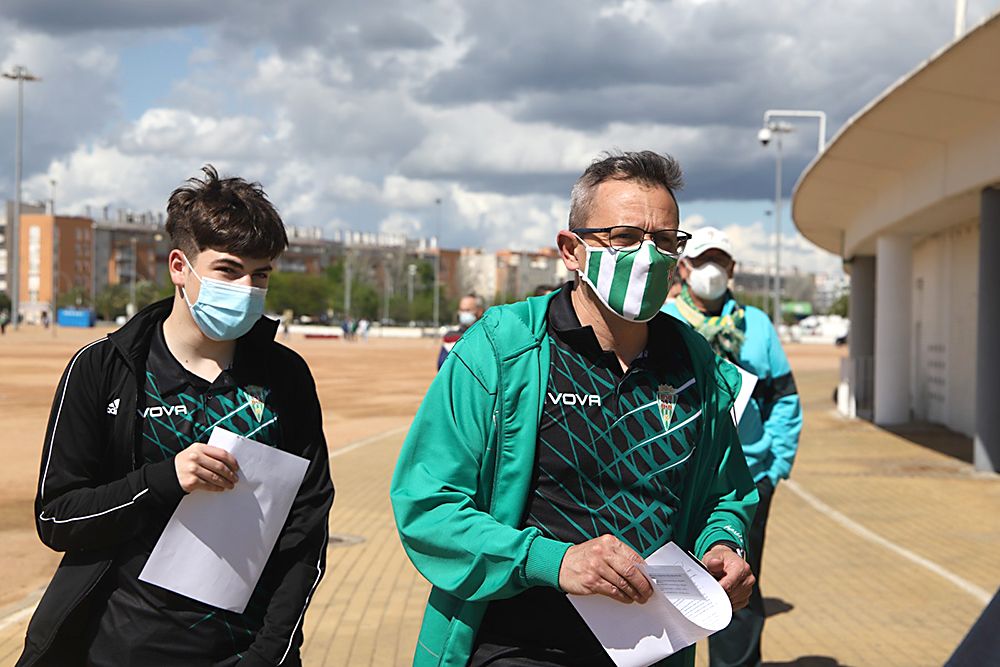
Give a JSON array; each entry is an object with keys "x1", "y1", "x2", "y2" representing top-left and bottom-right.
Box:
[
  {"x1": 244, "y1": 385, "x2": 269, "y2": 422},
  {"x1": 658, "y1": 384, "x2": 677, "y2": 430}
]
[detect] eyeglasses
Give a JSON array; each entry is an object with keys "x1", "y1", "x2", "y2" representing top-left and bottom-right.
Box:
[{"x1": 574, "y1": 225, "x2": 692, "y2": 256}]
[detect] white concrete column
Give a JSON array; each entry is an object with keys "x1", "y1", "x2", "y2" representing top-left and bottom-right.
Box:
[
  {"x1": 874, "y1": 235, "x2": 912, "y2": 425},
  {"x1": 975, "y1": 188, "x2": 1000, "y2": 472}
]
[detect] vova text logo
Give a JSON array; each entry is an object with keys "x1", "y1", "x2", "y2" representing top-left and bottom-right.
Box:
[
  {"x1": 547, "y1": 392, "x2": 602, "y2": 407},
  {"x1": 140, "y1": 404, "x2": 189, "y2": 418}
]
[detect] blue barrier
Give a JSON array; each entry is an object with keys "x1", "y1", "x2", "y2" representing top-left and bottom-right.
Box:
[{"x1": 57, "y1": 308, "x2": 95, "y2": 327}]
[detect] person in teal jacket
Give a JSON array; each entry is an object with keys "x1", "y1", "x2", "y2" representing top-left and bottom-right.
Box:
[
  {"x1": 391, "y1": 151, "x2": 758, "y2": 667},
  {"x1": 662, "y1": 225, "x2": 803, "y2": 667}
]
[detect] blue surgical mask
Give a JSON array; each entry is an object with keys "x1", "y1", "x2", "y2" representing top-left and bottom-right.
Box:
[{"x1": 182, "y1": 256, "x2": 267, "y2": 341}]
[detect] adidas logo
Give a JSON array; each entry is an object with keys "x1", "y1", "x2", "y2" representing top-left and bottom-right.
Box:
[{"x1": 107, "y1": 398, "x2": 119, "y2": 416}]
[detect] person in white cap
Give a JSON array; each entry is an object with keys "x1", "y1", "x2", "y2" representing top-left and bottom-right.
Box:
[{"x1": 662, "y1": 226, "x2": 802, "y2": 667}]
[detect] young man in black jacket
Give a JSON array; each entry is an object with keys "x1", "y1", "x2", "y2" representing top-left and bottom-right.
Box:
[{"x1": 17, "y1": 166, "x2": 334, "y2": 667}]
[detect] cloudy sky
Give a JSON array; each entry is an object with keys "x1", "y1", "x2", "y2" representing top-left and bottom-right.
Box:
[{"x1": 0, "y1": 0, "x2": 996, "y2": 274}]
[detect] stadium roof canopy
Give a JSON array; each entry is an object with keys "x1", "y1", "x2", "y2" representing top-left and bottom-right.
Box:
[{"x1": 792, "y1": 12, "x2": 1000, "y2": 258}]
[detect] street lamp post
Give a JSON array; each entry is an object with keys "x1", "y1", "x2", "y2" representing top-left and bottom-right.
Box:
[
  {"x1": 757, "y1": 109, "x2": 827, "y2": 329},
  {"x1": 432, "y1": 197, "x2": 442, "y2": 329},
  {"x1": 407, "y1": 263, "x2": 416, "y2": 304},
  {"x1": 3, "y1": 65, "x2": 40, "y2": 330},
  {"x1": 90, "y1": 221, "x2": 98, "y2": 317},
  {"x1": 129, "y1": 237, "x2": 137, "y2": 318}
]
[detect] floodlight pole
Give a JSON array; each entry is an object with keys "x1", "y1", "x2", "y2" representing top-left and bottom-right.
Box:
[
  {"x1": 759, "y1": 109, "x2": 827, "y2": 328},
  {"x1": 3, "y1": 66, "x2": 40, "y2": 330},
  {"x1": 433, "y1": 197, "x2": 442, "y2": 329}
]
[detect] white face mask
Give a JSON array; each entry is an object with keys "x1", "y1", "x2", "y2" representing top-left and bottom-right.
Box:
[
  {"x1": 686, "y1": 261, "x2": 730, "y2": 300},
  {"x1": 458, "y1": 311, "x2": 478, "y2": 327}
]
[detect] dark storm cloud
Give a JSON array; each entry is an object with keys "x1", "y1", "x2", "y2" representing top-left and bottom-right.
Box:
[
  {"x1": 358, "y1": 16, "x2": 440, "y2": 51},
  {"x1": 422, "y1": 1, "x2": 738, "y2": 106},
  {"x1": 0, "y1": 0, "x2": 228, "y2": 33},
  {"x1": 405, "y1": 0, "x2": 962, "y2": 200},
  {"x1": 2, "y1": 0, "x2": 992, "y2": 230}
]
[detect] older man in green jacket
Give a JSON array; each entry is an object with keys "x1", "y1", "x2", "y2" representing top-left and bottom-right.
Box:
[{"x1": 391, "y1": 151, "x2": 758, "y2": 667}]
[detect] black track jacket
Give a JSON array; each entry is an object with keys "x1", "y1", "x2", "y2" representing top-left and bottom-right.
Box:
[{"x1": 16, "y1": 299, "x2": 335, "y2": 667}]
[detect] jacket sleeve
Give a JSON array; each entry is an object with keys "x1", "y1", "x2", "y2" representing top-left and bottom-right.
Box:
[
  {"x1": 690, "y1": 359, "x2": 759, "y2": 559},
  {"x1": 761, "y1": 325, "x2": 802, "y2": 485},
  {"x1": 390, "y1": 337, "x2": 571, "y2": 603},
  {"x1": 35, "y1": 340, "x2": 185, "y2": 553},
  {"x1": 241, "y1": 358, "x2": 334, "y2": 667}
]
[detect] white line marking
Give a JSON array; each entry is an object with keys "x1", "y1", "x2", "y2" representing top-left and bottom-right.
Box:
[
  {"x1": 0, "y1": 604, "x2": 36, "y2": 632},
  {"x1": 330, "y1": 426, "x2": 409, "y2": 458},
  {"x1": 784, "y1": 479, "x2": 992, "y2": 604}
]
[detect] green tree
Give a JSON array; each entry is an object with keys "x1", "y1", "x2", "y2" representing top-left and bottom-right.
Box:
[
  {"x1": 56, "y1": 287, "x2": 91, "y2": 309},
  {"x1": 268, "y1": 272, "x2": 333, "y2": 318},
  {"x1": 828, "y1": 294, "x2": 849, "y2": 317},
  {"x1": 95, "y1": 284, "x2": 129, "y2": 321}
]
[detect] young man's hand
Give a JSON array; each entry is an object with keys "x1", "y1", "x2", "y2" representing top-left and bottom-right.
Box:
[
  {"x1": 558, "y1": 534, "x2": 653, "y2": 604},
  {"x1": 174, "y1": 442, "x2": 240, "y2": 493},
  {"x1": 702, "y1": 544, "x2": 755, "y2": 610}
]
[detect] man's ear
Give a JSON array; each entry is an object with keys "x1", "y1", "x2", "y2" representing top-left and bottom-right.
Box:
[
  {"x1": 557, "y1": 230, "x2": 583, "y2": 273},
  {"x1": 677, "y1": 257, "x2": 691, "y2": 282},
  {"x1": 168, "y1": 249, "x2": 190, "y2": 289},
  {"x1": 727, "y1": 260, "x2": 736, "y2": 280}
]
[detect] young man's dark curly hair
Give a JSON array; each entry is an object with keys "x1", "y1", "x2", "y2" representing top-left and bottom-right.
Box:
[{"x1": 165, "y1": 164, "x2": 288, "y2": 260}]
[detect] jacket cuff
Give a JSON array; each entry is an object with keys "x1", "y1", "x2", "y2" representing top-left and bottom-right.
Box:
[
  {"x1": 524, "y1": 535, "x2": 572, "y2": 589},
  {"x1": 145, "y1": 457, "x2": 186, "y2": 507},
  {"x1": 695, "y1": 526, "x2": 747, "y2": 559},
  {"x1": 768, "y1": 458, "x2": 791, "y2": 484}
]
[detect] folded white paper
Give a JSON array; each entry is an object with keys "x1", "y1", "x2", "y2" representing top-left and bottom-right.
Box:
[
  {"x1": 568, "y1": 542, "x2": 733, "y2": 667},
  {"x1": 729, "y1": 363, "x2": 758, "y2": 425},
  {"x1": 139, "y1": 427, "x2": 309, "y2": 613}
]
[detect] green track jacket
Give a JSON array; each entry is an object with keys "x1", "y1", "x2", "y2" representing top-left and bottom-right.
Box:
[{"x1": 390, "y1": 290, "x2": 757, "y2": 667}]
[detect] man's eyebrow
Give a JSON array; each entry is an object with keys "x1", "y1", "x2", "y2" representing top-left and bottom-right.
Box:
[{"x1": 211, "y1": 258, "x2": 244, "y2": 270}]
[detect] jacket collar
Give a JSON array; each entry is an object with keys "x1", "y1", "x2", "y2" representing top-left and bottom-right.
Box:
[{"x1": 106, "y1": 297, "x2": 280, "y2": 376}]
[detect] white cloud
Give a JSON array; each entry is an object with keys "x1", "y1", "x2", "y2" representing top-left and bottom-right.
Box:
[
  {"x1": 5, "y1": 0, "x2": 990, "y2": 273},
  {"x1": 121, "y1": 108, "x2": 269, "y2": 158},
  {"x1": 380, "y1": 175, "x2": 442, "y2": 208}
]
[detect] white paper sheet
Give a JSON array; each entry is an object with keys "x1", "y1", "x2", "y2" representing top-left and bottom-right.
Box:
[
  {"x1": 567, "y1": 542, "x2": 733, "y2": 667},
  {"x1": 139, "y1": 427, "x2": 309, "y2": 613},
  {"x1": 729, "y1": 363, "x2": 758, "y2": 425}
]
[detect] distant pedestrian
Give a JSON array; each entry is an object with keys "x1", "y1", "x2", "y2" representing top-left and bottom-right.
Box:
[
  {"x1": 0, "y1": 309, "x2": 9, "y2": 335},
  {"x1": 663, "y1": 225, "x2": 802, "y2": 667},
  {"x1": 436, "y1": 293, "x2": 484, "y2": 369},
  {"x1": 356, "y1": 317, "x2": 370, "y2": 342},
  {"x1": 40, "y1": 310, "x2": 49, "y2": 329}
]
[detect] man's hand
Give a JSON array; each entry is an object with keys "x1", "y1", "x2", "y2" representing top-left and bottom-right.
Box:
[
  {"x1": 558, "y1": 534, "x2": 653, "y2": 604},
  {"x1": 174, "y1": 442, "x2": 240, "y2": 493},
  {"x1": 702, "y1": 544, "x2": 755, "y2": 611}
]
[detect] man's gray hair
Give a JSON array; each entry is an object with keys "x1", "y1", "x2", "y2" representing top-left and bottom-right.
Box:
[
  {"x1": 463, "y1": 293, "x2": 485, "y2": 310},
  {"x1": 568, "y1": 150, "x2": 684, "y2": 230}
]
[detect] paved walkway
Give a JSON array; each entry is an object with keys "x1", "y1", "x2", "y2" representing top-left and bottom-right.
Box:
[{"x1": 0, "y1": 359, "x2": 997, "y2": 666}]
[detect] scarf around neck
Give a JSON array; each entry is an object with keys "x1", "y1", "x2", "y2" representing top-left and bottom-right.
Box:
[{"x1": 675, "y1": 285, "x2": 746, "y2": 362}]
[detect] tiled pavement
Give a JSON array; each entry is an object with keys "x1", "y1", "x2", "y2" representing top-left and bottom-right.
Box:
[{"x1": 0, "y1": 362, "x2": 997, "y2": 666}]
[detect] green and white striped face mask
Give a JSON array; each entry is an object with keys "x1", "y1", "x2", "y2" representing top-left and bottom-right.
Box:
[{"x1": 577, "y1": 238, "x2": 676, "y2": 322}]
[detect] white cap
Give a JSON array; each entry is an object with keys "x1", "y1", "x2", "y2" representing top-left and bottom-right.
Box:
[{"x1": 683, "y1": 226, "x2": 734, "y2": 259}]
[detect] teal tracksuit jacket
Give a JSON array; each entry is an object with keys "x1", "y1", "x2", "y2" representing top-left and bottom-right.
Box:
[{"x1": 391, "y1": 290, "x2": 758, "y2": 667}]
